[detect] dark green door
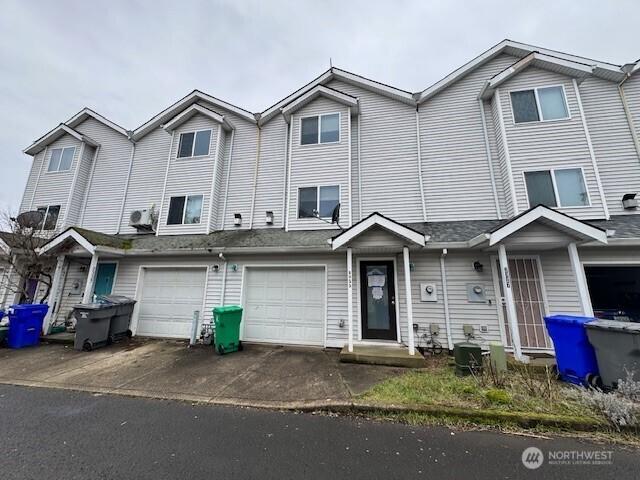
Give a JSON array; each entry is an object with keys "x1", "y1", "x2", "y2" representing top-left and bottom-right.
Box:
[
  {"x1": 94, "y1": 263, "x2": 117, "y2": 296},
  {"x1": 360, "y1": 261, "x2": 397, "y2": 340}
]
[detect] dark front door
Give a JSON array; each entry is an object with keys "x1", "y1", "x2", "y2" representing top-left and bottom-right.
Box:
[{"x1": 360, "y1": 261, "x2": 397, "y2": 340}]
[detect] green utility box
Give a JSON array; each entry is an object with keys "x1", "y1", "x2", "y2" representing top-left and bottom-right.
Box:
[
  {"x1": 454, "y1": 342, "x2": 482, "y2": 376},
  {"x1": 212, "y1": 306, "x2": 243, "y2": 355}
]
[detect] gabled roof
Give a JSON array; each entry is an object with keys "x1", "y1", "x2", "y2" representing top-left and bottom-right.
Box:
[
  {"x1": 162, "y1": 104, "x2": 234, "y2": 133},
  {"x1": 259, "y1": 67, "x2": 414, "y2": 125},
  {"x1": 418, "y1": 39, "x2": 625, "y2": 104},
  {"x1": 24, "y1": 124, "x2": 99, "y2": 156},
  {"x1": 132, "y1": 90, "x2": 256, "y2": 140},
  {"x1": 331, "y1": 212, "x2": 428, "y2": 250},
  {"x1": 38, "y1": 227, "x2": 130, "y2": 256},
  {"x1": 66, "y1": 107, "x2": 130, "y2": 138},
  {"x1": 485, "y1": 205, "x2": 608, "y2": 246},
  {"x1": 478, "y1": 52, "x2": 597, "y2": 100},
  {"x1": 280, "y1": 85, "x2": 359, "y2": 122}
]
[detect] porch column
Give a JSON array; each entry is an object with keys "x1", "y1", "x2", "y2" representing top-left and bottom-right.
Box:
[
  {"x1": 82, "y1": 253, "x2": 100, "y2": 304},
  {"x1": 567, "y1": 242, "x2": 594, "y2": 317},
  {"x1": 497, "y1": 244, "x2": 524, "y2": 361},
  {"x1": 347, "y1": 247, "x2": 354, "y2": 352},
  {"x1": 402, "y1": 246, "x2": 416, "y2": 355},
  {"x1": 42, "y1": 254, "x2": 66, "y2": 335}
]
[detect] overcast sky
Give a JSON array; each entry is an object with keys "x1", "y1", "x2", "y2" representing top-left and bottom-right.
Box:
[{"x1": 1, "y1": 0, "x2": 638, "y2": 213}]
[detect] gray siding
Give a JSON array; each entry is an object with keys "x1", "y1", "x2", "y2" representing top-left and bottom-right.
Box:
[
  {"x1": 499, "y1": 67, "x2": 607, "y2": 219},
  {"x1": 19, "y1": 149, "x2": 46, "y2": 213},
  {"x1": 286, "y1": 96, "x2": 349, "y2": 231},
  {"x1": 419, "y1": 54, "x2": 518, "y2": 221},
  {"x1": 76, "y1": 117, "x2": 133, "y2": 233},
  {"x1": 328, "y1": 79, "x2": 423, "y2": 223},
  {"x1": 624, "y1": 74, "x2": 640, "y2": 150},
  {"x1": 65, "y1": 144, "x2": 95, "y2": 227},
  {"x1": 492, "y1": 91, "x2": 515, "y2": 216}
]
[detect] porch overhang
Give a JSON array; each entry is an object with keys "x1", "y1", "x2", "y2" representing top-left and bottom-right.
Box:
[
  {"x1": 330, "y1": 212, "x2": 428, "y2": 250},
  {"x1": 470, "y1": 205, "x2": 608, "y2": 248},
  {"x1": 37, "y1": 228, "x2": 126, "y2": 257}
]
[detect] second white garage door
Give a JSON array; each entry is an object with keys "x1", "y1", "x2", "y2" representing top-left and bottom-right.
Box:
[
  {"x1": 136, "y1": 267, "x2": 207, "y2": 338},
  {"x1": 243, "y1": 267, "x2": 325, "y2": 346}
]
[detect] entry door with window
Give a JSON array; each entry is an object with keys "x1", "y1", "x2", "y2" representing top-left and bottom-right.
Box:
[
  {"x1": 496, "y1": 257, "x2": 551, "y2": 349},
  {"x1": 360, "y1": 261, "x2": 397, "y2": 340},
  {"x1": 94, "y1": 263, "x2": 117, "y2": 296}
]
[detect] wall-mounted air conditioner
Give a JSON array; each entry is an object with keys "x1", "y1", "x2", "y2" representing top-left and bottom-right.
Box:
[{"x1": 129, "y1": 209, "x2": 154, "y2": 230}]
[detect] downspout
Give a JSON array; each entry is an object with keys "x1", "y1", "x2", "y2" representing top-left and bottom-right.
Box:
[
  {"x1": 249, "y1": 126, "x2": 262, "y2": 228},
  {"x1": 79, "y1": 145, "x2": 101, "y2": 227},
  {"x1": 347, "y1": 107, "x2": 353, "y2": 227},
  {"x1": 156, "y1": 131, "x2": 177, "y2": 236},
  {"x1": 285, "y1": 114, "x2": 294, "y2": 231},
  {"x1": 219, "y1": 253, "x2": 228, "y2": 306},
  {"x1": 478, "y1": 98, "x2": 502, "y2": 219},
  {"x1": 63, "y1": 141, "x2": 86, "y2": 228},
  {"x1": 29, "y1": 146, "x2": 48, "y2": 210},
  {"x1": 415, "y1": 106, "x2": 428, "y2": 222},
  {"x1": 281, "y1": 121, "x2": 289, "y2": 228},
  {"x1": 618, "y1": 72, "x2": 640, "y2": 162},
  {"x1": 220, "y1": 129, "x2": 236, "y2": 229},
  {"x1": 116, "y1": 141, "x2": 136, "y2": 234},
  {"x1": 357, "y1": 113, "x2": 362, "y2": 220},
  {"x1": 439, "y1": 248, "x2": 453, "y2": 351}
]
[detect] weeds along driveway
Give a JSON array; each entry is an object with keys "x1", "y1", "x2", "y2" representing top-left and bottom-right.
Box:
[{"x1": 0, "y1": 339, "x2": 406, "y2": 406}]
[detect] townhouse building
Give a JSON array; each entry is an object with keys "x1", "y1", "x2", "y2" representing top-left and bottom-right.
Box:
[{"x1": 5, "y1": 39, "x2": 640, "y2": 360}]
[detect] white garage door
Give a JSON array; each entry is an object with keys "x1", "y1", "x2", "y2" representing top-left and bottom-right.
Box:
[
  {"x1": 243, "y1": 267, "x2": 325, "y2": 346},
  {"x1": 136, "y1": 267, "x2": 207, "y2": 338}
]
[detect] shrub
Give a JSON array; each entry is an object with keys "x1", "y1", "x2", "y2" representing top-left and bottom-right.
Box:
[
  {"x1": 573, "y1": 388, "x2": 638, "y2": 430},
  {"x1": 617, "y1": 370, "x2": 640, "y2": 403},
  {"x1": 485, "y1": 389, "x2": 511, "y2": 405}
]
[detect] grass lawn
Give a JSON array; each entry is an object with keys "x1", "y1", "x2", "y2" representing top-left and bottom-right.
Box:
[{"x1": 358, "y1": 356, "x2": 598, "y2": 420}]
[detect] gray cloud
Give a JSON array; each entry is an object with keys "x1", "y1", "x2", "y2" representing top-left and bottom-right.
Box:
[{"x1": 1, "y1": 0, "x2": 638, "y2": 211}]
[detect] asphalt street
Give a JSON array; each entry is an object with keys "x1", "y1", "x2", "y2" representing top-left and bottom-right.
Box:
[{"x1": 0, "y1": 384, "x2": 636, "y2": 479}]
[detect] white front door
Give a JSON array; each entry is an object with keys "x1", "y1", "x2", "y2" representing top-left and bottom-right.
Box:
[
  {"x1": 495, "y1": 257, "x2": 552, "y2": 350},
  {"x1": 136, "y1": 267, "x2": 207, "y2": 338},
  {"x1": 243, "y1": 267, "x2": 325, "y2": 346}
]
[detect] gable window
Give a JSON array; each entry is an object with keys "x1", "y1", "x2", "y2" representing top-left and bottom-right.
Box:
[
  {"x1": 36, "y1": 205, "x2": 61, "y2": 230},
  {"x1": 298, "y1": 185, "x2": 340, "y2": 218},
  {"x1": 524, "y1": 168, "x2": 589, "y2": 208},
  {"x1": 510, "y1": 86, "x2": 569, "y2": 123},
  {"x1": 47, "y1": 147, "x2": 75, "y2": 172},
  {"x1": 167, "y1": 195, "x2": 203, "y2": 225},
  {"x1": 177, "y1": 130, "x2": 212, "y2": 158},
  {"x1": 300, "y1": 113, "x2": 340, "y2": 145}
]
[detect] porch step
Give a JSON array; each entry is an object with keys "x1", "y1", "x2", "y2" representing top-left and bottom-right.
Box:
[
  {"x1": 41, "y1": 332, "x2": 75, "y2": 345},
  {"x1": 339, "y1": 345, "x2": 427, "y2": 368}
]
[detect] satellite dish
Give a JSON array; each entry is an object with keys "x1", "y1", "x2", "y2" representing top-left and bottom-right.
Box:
[
  {"x1": 331, "y1": 203, "x2": 341, "y2": 224},
  {"x1": 16, "y1": 210, "x2": 44, "y2": 229}
]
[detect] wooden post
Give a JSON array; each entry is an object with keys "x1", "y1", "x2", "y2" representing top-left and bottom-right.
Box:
[
  {"x1": 498, "y1": 244, "x2": 523, "y2": 361},
  {"x1": 403, "y1": 246, "x2": 416, "y2": 355},
  {"x1": 82, "y1": 254, "x2": 100, "y2": 304},
  {"x1": 42, "y1": 254, "x2": 66, "y2": 334},
  {"x1": 347, "y1": 247, "x2": 354, "y2": 353}
]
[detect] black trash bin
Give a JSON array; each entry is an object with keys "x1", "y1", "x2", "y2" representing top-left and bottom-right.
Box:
[
  {"x1": 97, "y1": 295, "x2": 136, "y2": 343},
  {"x1": 72, "y1": 303, "x2": 118, "y2": 351}
]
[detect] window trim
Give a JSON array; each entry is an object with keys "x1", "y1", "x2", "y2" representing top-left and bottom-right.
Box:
[
  {"x1": 522, "y1": 166, "x2": 591, "y2": 209},
  {"x1": 509, "y1": 84, "x2": 571, "y2": 124},
  {"x1": 36, "y1": 204, "x2": 61, "y2": 231},
  {"x1": 46, "y1": 146, "x2": 76, "y2": 173},
  {"x1": 176, "y1": 129, "x2": 212, "y2": 159},
  {"x1": 299, "y1": 112, "x2": 341, "y2": 146},
  {"x1": 296, "y1": 184, "x2": 341, "y2": 219},
  {"x1": 167, "y1": 194, "x2": 204, "y2": 225}
]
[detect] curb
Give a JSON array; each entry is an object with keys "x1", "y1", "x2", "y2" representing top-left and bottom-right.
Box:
[{"x1": 0, "y1": 378, "x2": 604, "y2": 431}]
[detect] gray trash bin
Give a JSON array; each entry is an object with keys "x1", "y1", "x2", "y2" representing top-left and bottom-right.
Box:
[
  {"x1": 73, "y1": 303, "x2": 118, "y2": 351},
  {"x1": 585, "y1": 319, "x2": 640, "y2": 389},
  {"x1": 97, "y1": 295, "x2": 136, "y2": 343}
]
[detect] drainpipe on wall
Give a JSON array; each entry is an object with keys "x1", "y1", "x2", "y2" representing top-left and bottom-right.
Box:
[
  {"x1": 219, "y1": 253, "x2": 228, "y2": 306},
  {"x1": 618, "y1": 70, "x2": 640, "y2": 163},
  {"x1": 249, "y1": 126, "x2": 262, "y2": 229},
  {"x1": 439, "y1": 248, "x2": 453, "y2": 351}
]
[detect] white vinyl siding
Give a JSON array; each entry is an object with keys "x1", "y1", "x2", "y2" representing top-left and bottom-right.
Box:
[
  {"x1": 419, "y1": 54, "x2": 519, "y2": 221},
  {"x1": 65, "y1": 143, "x2": 95, "y2": 228},
  {"x1": 499, "y1": 67, "x2": 606, "y2": 219},
  {"x1": 287, "y1": 96, "x2": 349, "y2": 230},
  {"x1": 158, "y1": 113, "x2": 218, "y2": 235},
  {"x1": 76, "y1": 116, "x2": 134, "y2": 233},
  {"x1": 19, "y1": 148, "x2": 47, "y2": 213}
]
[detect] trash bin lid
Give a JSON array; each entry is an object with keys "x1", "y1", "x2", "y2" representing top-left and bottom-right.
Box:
[
  {"x1": 213, "y1": 305, "x2": 243, "y2": 314},
  {"x1": 544, "y1": 315, "x2": 596, "y2": 325},
  {"x1": 585, "y1": 319, "x2": 640, "y2": 333},
  {"x1": 96, "y1": 295, "x2": 136, "y2": 305},
  {"x1": 72, "y1": 303, "x2": 115, "y2": 310}
]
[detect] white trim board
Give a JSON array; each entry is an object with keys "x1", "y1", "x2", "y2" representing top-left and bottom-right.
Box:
[{"x1": 332, "y1": 213, "x2": 427, "y2": 250}]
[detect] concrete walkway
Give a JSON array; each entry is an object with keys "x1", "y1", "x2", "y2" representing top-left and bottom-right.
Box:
[{"x1": 0, "y1": 339, "x2": 406, "y2": 408}]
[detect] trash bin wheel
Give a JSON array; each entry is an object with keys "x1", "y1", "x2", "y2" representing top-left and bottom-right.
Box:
[
  {"x1": 216, "y1": 344, "x2": 225, "y2": 355},
  {"x1": 107, "y1": 335, "x2": 115, "y2": 345},
  {"x1": 238, "y1": 341, "x2": 243, "y2": 351},
  {"x1": 126, "y1": 329, "x2": 133, "y2": 338},
  {"x1": 82, "y1": 340, "x2": 93, "y2": 352},
  {"x1": 586, "y1": 373, "x2": 602, "y2": 389}
]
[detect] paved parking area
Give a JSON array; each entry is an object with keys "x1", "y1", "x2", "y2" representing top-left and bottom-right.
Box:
[{"x1": 0, "y1": 339, "x2": 405, "y2": 406}]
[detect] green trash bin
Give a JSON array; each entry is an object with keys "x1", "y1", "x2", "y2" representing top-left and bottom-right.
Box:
[{"x1": 212, "y1": 306, "x2": 243, "y2": 355}]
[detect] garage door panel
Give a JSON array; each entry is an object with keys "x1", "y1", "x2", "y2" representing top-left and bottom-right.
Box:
[
  {"x1": 243, "y1": 267, "x2": 325, "y2": 346},
  {"x1": 137, "y1": 268, "x2": 206, "y2": 339}
]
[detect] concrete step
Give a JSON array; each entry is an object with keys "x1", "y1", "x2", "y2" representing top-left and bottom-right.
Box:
[{"x1": 339, "y1": 345, "x2": 427, "y2": 368}]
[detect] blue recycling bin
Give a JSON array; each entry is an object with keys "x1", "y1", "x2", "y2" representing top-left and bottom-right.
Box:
[
  {"x1": 544, "y1": 315, "x2": 599, "y2": 386},
  {"x1": 7, "y1": 304, "x2": 49, "y2": 348}
]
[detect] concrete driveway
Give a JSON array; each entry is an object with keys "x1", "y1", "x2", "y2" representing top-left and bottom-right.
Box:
[{"x1": 0, "y1": 339, "x2": 405, "y2": 407}]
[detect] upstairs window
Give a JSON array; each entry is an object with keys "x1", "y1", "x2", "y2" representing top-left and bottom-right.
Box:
[
  {"x1": 298, "y1": 185, "x2": 340, "y2": 218},
  {"x1": 167, "y1": 195, "x2": 203, "y2": 225},
  {"x1": 48, "y1": 147, "x2": 75, "y2": 172},
  {"x1": 177, "y1": 130, "x2": 212, "y2": 158},
  {"x1": 524, "y1": 168, "x2": 589, "y2": 208},
  {"x1": 36, "y1": 205, "x2": 61, "y2": 230},
  {"x1": 300, "y1": 113, "x2": 340, "y2": 145},
  {"x1": 510, "y1": 86, "x2": 569, "y2": 123}
]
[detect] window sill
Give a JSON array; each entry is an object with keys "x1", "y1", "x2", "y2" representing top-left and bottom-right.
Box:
[
  {"x1": 512, "y1": 117, "x2": 572, "y2": 126},
  {"x1": 44, "y1": 169, "x2": 72, "y2": 175},
  {"x1": 175, "y1": 154, "x2": 211, "y2": 161},
  {"x1": 299, "y1": 140, "x2": 341, "y2": 147}
]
